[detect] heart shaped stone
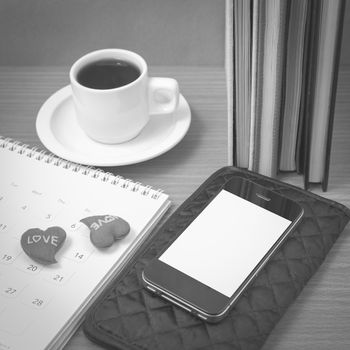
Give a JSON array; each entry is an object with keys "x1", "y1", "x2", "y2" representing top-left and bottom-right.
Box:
[
  {"x1": 80, "y1": 215, "x2": 130, "y2": 248},
  {"x1": 21, "y1": 226, "x2": 66, "y2": 265}
]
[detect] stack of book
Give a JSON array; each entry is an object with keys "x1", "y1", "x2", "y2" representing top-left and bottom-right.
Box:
[{"x1": 230, "y1": 0, "x2": 345, "y2": 191}]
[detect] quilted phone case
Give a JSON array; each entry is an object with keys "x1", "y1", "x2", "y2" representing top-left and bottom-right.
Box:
[{"x1": 84, "y1": 167, "x2": 350, "y2": 350}]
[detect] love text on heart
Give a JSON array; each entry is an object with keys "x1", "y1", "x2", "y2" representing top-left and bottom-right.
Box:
[{"x1": 27, "y1": 235, "x2": 59, "y2": 246}]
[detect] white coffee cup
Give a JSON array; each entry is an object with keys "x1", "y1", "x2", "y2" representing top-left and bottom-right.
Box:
[{"x1": 69, "y1": 49, "x2": 179, "y2": 144}]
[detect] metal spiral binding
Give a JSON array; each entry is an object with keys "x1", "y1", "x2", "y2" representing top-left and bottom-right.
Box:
[{"x1": 0, "y1": 136, "x2": 163, "y2": 199}]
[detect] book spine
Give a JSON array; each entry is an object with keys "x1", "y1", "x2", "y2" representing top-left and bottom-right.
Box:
[
  {"x1": 295, "y1": 0, "x2": 314, "y2": 176},
  {"x1": 321, "y1": 0, "x2": 346, "y2": 191},
  {"x1": 234, "y1": 0, "x2": 251, "y2": 168},
  {"x1": 301, "y1": 0, "x2": 321, "y2": 189},
  {"x1": 0, "y1": 137, "x2": 164, "y2": 200},
  {"x1": 248, "y1": 0, "x2": 263, "y2": 173},
  {"x1": 226, "y1": 0, "x2": 235, "y2": 166},
  {"x1": 305, "y1": 0, "x2": 345, "y2": 190},
  {"x1": 279, "y1": 0, "x2": 307, "y2": 172},
  {"x1": 249, "y1": 0, "x2": 288, "y2": 177}
]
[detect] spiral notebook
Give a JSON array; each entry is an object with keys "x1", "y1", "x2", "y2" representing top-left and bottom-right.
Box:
[{"x1": 0, "y1": 137, "x2": 170, "y2": 350}]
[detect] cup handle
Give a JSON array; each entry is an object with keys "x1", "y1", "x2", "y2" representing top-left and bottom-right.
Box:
[{"x1": 148, "y1": 77, "x2": 179, "y2": 115}]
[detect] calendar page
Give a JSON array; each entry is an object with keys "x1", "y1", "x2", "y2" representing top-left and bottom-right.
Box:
[{"x1": 0, "y1": 143, "x2": 170, "y2": 350}]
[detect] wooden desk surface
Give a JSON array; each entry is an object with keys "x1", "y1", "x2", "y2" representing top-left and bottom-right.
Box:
[{"x1": 0, "y1": 65, "x2": 349, "y2": 349}]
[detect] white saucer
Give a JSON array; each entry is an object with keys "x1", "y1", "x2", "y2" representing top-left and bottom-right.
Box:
[{"x1": 36, "y1": 85, "x2": 191, "y2": 166}]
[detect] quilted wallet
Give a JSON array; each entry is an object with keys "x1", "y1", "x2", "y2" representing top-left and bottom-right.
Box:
[{"x1": 84, "y1": 167, "x2": 350, "y2": 350}]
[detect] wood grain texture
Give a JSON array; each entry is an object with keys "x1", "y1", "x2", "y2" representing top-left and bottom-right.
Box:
[{"x1": 1, "y1": 66, "x2": 350, "y2": 349}]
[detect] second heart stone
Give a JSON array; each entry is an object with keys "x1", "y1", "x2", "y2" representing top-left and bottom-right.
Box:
[{"x1": 80, "y1": 214, "x2": 130, "y2": 248}]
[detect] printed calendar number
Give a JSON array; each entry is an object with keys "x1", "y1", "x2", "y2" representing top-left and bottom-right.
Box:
[
  {"x1": 38, "y1": 210, "x2": 59, "y2": 222},
  {"x1": 70, "y1": 222, "x2": 82, "y2": 231},
  {"x1": 0, "y1": 223, "x2": 10, "y2": 233},
  {"x1": 53, "y1": 274, "x2": 64, "y2": 282},
  {"x1": 32, "y1": 298, "x2": 44, "y2": 307},
  {"x1": 1, "y1": 281, "x2": 26, "y2": 298},
  {"x1": 72, "y1": 252, "x2": 89, "y2": 262},
  {"x1": 49, "y1": 273, "x2": 72, "y2": 285},
  {"x1": 22, "y1": 263, "x2": 42, "y2": 275},
  {"x1": 4, "y1": 287, "x2": 17, "y2": 295},
  {"x1": 60, "y1": 233, "x2": 94, "y2": 263},
  {"x1": 1, "y1": 254, "x2": 14, "y2": 264},
  {"x1": 16, "y1": 261, "x2": 43, "y2": 275},
  {"x1": 0, "y1": 223, "x2": 7, "y2": 231},
  {"x1": 21, "y1": 292, "x2": 51, "y2": 310},
  {"x1": 0, "y1": 211, "x2": 23, "y2": 235},
  {"x1": 27, "y1": 264, "x2": 38, "y2": 272},
  {"x1": 75, "y1": 252, "x2": 84, "y2": 260},
  {"x1": 43, "y1": 265, "x2": 75, "y2": 286},
  {"x1": 0, "y1": 242, "x2": 21, "y2": 265},
  {"x1": 63, "y1": 249, "x2": 92, "y2": 263}
]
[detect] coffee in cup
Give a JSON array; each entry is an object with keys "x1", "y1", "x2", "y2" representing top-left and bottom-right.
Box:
[
  {"x1": 70, "y1": 49, "x2": 179, "y2": 144},
  {"x1": 76, "y1": 58, "x2": 141, "y2": 90}
]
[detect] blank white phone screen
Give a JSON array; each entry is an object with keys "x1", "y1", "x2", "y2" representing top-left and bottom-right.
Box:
[{"x1": 159, "y1": 189, "x2": 292, "y2": 297}]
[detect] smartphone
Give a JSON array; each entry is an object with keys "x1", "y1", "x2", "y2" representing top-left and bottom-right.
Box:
[{"x1": 142, "y1": 176, "x2": 303, "y2": 322}]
